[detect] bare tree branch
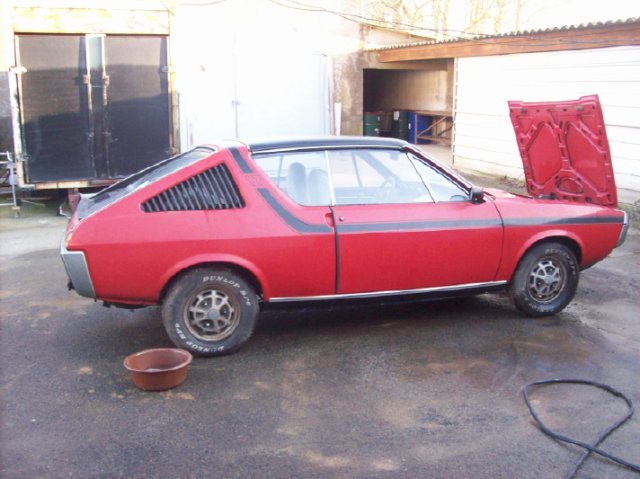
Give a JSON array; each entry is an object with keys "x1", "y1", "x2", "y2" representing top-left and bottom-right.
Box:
[{"x1": 344, "y1": 0, "x2": 527, "y2": 37}]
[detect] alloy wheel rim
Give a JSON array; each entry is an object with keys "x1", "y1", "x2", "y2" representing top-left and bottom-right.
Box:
[
  {"x1": 184, "y1": 288, "x2": 239, "y2": 341},
  {"x1": 527, "y1": 258, "x2": 567, "y2": 304}
]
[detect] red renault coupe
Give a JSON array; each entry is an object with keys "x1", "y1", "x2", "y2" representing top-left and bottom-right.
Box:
[{"x1": 61, "y1": 96, "x2": 628, "y2": 356}]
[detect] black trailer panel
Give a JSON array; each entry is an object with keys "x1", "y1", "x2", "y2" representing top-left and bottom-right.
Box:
[
  {"x1": 16, "y1": 34, "x2": 171, "y2": 185},
  {"x1": 0, "y1": 73, "x2": 14, "y2": 154},
  {"x1": 105, "y1": 36, "x2": 171, "y2": 178},
  {"x1": 18, "y1": 35, "x2": 93, "y2": 182}
]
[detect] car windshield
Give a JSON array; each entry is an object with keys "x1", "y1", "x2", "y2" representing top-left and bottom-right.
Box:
[{"x1": 78, "y1": 147, "x2": 215, "y2": 219}]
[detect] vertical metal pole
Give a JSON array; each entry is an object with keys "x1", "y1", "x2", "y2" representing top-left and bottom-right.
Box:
[
  {"x1": 84, "y1": 35, "x2": 96, "y2": 178},
  {"x1": 10, "y1": 37, "x2": 25, "y2": 186},
  {"x1": 98, "y1": 35, "x2": 110, "y2": 176},
  {"x1": 8, "y1": 152, "x2": 17, "y2": 210}
]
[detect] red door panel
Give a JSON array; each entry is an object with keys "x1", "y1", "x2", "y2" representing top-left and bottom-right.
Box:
[{"x1": 333, "y1": 201, "x2": 503, "y2": 294}]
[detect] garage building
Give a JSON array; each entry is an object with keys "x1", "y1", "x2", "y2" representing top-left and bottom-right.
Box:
[{"x1": 367, "y1": 19, "x2": 640, "y2": 204}]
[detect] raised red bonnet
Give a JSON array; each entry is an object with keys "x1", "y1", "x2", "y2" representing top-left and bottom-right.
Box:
[{"x1": 508, "y1": 95, "x2": 617, "y2": 207}]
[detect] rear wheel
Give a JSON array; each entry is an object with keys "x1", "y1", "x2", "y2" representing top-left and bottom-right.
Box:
[
  {"x1": 510, "y1": 242, "x2": 579, "y2": 317},
  {"x1": 162, "y1": 268, "x2": 259, "y2": 356}
]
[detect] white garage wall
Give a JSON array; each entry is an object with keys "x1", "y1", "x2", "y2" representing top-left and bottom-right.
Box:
[
  {"x1": 453, "y1": 46, "x2": 640, "y2": 204},
  {"x1": 173, "y1": 0, "x2": 334, "y2": 149},
  {"x1": 235, "y1": 49, "x2": 329, "y2": 139}
]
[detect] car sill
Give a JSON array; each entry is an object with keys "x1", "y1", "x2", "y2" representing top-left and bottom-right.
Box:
[{"x1": 269, "y1": 280, "x2": 508, "y2": 303}]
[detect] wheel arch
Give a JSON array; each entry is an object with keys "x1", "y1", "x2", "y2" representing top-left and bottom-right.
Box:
[
  {"x1": 544, "y1": 236, "x2": 582, "y2": 264},
  {"x1": 511, "y1": 234, "x2": 583, "y2": 282},
  {"x1": 159, "y1": 258, "x2": 266, "y2": 305}
]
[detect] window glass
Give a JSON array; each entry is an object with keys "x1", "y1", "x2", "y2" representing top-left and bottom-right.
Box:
[
  {"x1": 253, "y1": 151, "x2": 331, "y2": 206},
  {"x1": 253, "y1": 148, "x2": 467, "y2": 206},
  {"x1": 86, "y1": 147, "x2": 214, "y2": 214},
  {"x1": 329, "y1": 149, "x2": 433, "y2": 205},
  {"x1": 410, "y1": 155, "x2": 468, "y2": 202}
]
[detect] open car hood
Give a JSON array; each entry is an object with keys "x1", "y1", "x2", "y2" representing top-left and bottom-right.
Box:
[{"x1": 508, "y1": 95, "x2": 617, "y2": 207}]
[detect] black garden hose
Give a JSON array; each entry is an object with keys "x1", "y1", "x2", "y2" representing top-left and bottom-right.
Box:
[{"x1": 523, "y1": 379, "x2": 640, "y2": 478}]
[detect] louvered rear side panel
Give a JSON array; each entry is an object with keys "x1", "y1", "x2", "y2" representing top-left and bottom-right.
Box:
[{"x1": 142, "y1": 164, "x2": 244, "y2": 212}]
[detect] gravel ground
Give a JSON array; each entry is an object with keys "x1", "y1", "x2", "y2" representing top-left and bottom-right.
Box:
[{"x1": 1, "y1": 177, "x2": 638, "y2": 479}]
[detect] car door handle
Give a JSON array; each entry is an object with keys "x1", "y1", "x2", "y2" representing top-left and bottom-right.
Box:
[{"x1": 324, "y1": 213, "x2": 335, "y2": 227}]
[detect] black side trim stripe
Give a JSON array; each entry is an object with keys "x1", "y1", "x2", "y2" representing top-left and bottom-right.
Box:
[
  {"x1": 339, "y1": 215, "x2": 621, "y2": 233},
  {"x1": 229, "y1": 147, "x2": 253, "y2": 174},
  {"x1": 504, "y1": 216, "x2": 624, "y2": 226},
  {"x1": 338, "y1": 218, "x2": 502, "y2": 233},
  {"x1": 257, "y1": 187, "x2": 623, "y2": 235},
  {"x1": 258, "y1": 188, "x2": 332, "y2": 233}
]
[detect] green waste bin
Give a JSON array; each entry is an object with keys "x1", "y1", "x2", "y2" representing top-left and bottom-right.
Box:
[
  {"x1": 364, "y1": 112, "x2": 381, "y2": 136},
  {"x1": 392, "y1": 110, "x2": 411, "y2": 142}
]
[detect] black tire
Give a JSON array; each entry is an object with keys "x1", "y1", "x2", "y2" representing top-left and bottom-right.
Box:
[
  {"x1": 509, "y1": 242, "x2": 579, "y2": 317},
  {"x1": 162, "y1": 268, "x2": 259, "y2": 356}
]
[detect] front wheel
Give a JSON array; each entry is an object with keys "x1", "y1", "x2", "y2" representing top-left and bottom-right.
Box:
[
  {"x1": 162, "y1": 268, "x2": 259, "y2": 356},
  {"x1": 509, "y1": 242, "x2": 579, "y2": 317}
]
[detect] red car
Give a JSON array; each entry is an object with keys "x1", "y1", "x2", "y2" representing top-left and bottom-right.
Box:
[{"x1": 61, "y1": 96, "x2": 628, "y2": 356}]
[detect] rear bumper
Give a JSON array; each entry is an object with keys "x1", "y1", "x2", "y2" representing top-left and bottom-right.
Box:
[
  {"x1": 60, "y1": 242, "x2": 96, "y2": 299},
  {"x1": 616, "y1": 211, "x2": 629, "y2": 248}
]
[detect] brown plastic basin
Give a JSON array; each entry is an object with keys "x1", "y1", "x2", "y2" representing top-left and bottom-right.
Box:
[{"x1": 124, "y1": 348, "x2": 193, "y2": 391}]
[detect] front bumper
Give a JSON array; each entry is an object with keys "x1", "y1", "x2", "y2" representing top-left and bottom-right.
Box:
[{"x1": 60, "y1": 242, "x2": 96, "y2": 299}]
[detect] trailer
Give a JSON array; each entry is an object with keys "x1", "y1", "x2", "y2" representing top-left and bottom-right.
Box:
[{"x1": 0, "y1": 5, "x2": 176, "y2": 198}]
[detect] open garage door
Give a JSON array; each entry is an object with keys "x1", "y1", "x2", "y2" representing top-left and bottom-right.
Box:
[{"x1": 362, "y1": 64, "x2": 454, "y2": 144}]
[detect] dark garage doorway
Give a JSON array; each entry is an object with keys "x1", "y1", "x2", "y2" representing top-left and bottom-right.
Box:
[{"x1": 363, "y1": 65, "x2": 454, "y2": 145}]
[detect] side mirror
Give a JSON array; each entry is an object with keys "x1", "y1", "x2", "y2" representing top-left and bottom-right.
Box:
[{"x1": 470, "y1": 186, "x2": 485, "y2": 204}]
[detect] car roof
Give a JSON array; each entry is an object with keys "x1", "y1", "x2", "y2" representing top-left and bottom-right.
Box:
[{"x1": 244, "y1": 136, "x2": 409, "y2": 154}]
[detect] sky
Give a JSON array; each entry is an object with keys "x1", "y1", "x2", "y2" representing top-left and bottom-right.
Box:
[
  {"x1": 519, "y1": 0, "x2": 639, "y2": 30},
  {"x1": 369, "y1": 0, "x2": 639, "y2": 36}
]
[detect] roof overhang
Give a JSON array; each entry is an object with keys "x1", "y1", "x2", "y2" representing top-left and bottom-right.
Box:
[{"x1": 376, "y1": 19, "x2": 640, "y2": 62}]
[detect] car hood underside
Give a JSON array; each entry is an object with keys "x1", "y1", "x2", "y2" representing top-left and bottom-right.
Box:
[{"x1": 508, "y1": 95, "x2": 617, "y2": 207}]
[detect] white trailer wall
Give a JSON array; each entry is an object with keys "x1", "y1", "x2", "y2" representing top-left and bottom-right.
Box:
[{"x1": 453, "y1": 46, "x2": 640, "y2": 204}]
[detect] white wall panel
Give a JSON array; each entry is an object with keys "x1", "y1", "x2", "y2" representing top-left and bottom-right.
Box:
[
  {"x1": 174, "y1": 1, "x2": 331, "y2": 149},
  {"x1": 453, "y1": 46, "x2": 640, "y2": 204},
  {"x1": 235, "y1": 50, "x2": 329, "y2": 139}
]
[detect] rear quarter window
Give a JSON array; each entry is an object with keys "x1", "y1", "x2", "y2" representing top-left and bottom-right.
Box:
[{"x1": 80, "y1": 148, "x2": 215, "y2": 218}]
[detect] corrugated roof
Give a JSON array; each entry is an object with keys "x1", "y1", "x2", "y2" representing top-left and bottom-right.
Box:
[{"x1": 365, "y1": 17, "x2": 640, "y2": 52}]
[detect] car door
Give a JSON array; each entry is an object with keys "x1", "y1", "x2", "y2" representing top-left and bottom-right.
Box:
[
  {"x1": 329, "y1": 149, "x2": 503, "y2": 295},
  {"x1": 251, "y1": 149, "x2": 337, "y2": 299}
]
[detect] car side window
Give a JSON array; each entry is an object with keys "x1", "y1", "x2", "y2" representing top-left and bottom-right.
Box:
[
  {"x1": 410, "y1": 155, "x2": 469, "y2": 202},
  {"x1": 254, "y1": 148, "x2": 466, "y2": 206},
  {"x1": 253, "y1": 151, "x2": 332, "y2": 206},
  {"x1": 329, "y1": 149, "x2": 433, "y2": 205}
]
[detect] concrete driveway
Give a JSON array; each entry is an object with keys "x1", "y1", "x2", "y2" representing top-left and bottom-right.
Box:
[{"x1": 1, "y1": 208, "x2": 639, "y2": 478}]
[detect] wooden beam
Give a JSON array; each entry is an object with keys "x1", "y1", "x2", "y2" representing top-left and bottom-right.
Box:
[
  {"x1": 32, "y1": 179, "x2": 116, "y2": 190},
  {"x1": 13, "y1": 7, "x2": 170, "y2": 35},
  {"x1": 377, "y1": 22, "x2": 640, "y2": 62}
]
